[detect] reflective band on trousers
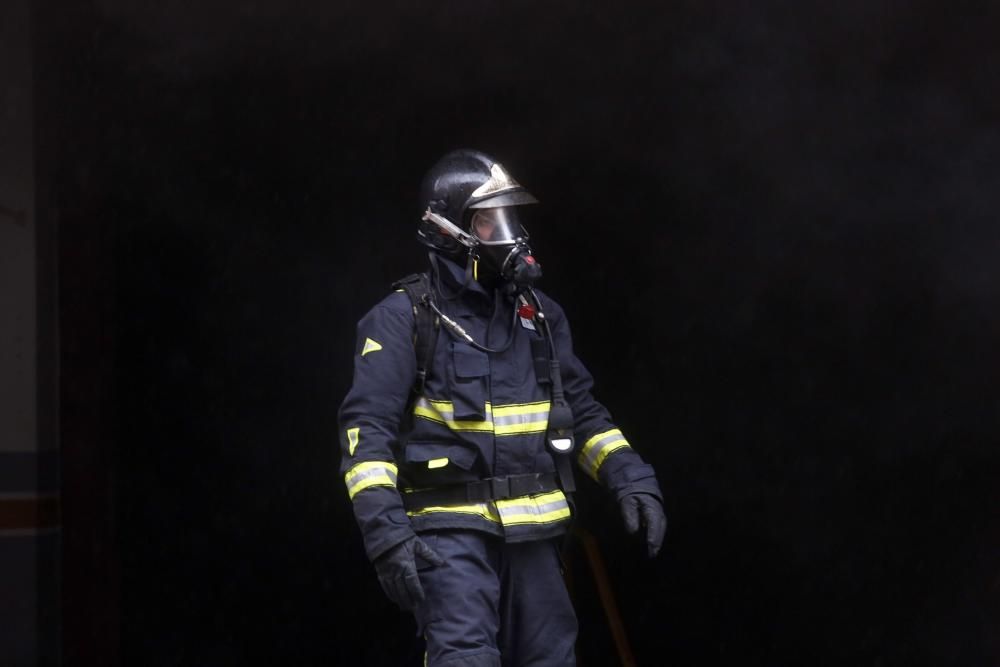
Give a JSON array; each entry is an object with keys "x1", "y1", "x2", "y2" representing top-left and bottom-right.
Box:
[
  {"x1": 406, "y1": 489, "x2": 571, "y2": 526},
  {"x1": 578, "y1": 428, "x2": 631, "y2": 480},
  {"x1": 413, "y1": 397, "x2": 550, "y2": 436},
  {"x1": 345, "y1": 461, "x2": 398, "y2": 499}
]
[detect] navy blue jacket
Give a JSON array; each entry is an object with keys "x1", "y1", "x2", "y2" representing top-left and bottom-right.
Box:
[{"x1": 339, "y1": 257, "x2": 662, "y2": 561}]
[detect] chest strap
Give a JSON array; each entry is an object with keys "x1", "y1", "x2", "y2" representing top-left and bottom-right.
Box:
[{"x1": 400, "y1": 472, "x2": 560, "y2": 511}]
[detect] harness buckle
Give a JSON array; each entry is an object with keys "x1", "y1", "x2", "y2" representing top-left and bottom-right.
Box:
[{"x1": 489, "y1": 476, "x2": 511, "y2": 499}]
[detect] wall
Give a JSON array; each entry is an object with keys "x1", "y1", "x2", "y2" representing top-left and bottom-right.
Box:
[{"x1": 0, "y1": 1, "x2": 59, "y2": 664}]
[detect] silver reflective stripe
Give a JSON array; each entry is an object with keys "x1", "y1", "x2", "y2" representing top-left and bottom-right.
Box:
[
  {"x1": 415, "y1": 398, "x2": 551, "y2": 435},
  {"x1": 492, "y1": 410, "x2": 548, "y2": 427},
  {"x1": 497, "y1": 495, "x2": 570, "y2": 520},
  {"x1": 581, "y1": 431, "x2": 627, "y2": 471},
  {"x1": 348, "y1": 465, "x2": 397, "y2": 489},
  {"x1": 416, "y1": 397, "x2": 453, "y2": 419}
]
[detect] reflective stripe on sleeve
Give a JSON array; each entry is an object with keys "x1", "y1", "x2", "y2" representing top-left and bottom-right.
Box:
[
  {"x1": 344, "y1": 461, "x2": 399, "y2": 499},
  {"x1": 578, "y1": 428, "x2": 631, "y2": 480},
  {"x1": 413, "y1": 398, "x2": 550, "y2": 436}
]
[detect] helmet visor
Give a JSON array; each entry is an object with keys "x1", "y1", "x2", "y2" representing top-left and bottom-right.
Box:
[{"x1": 469, "y1": 207, "x2": 529, "y2": 246}]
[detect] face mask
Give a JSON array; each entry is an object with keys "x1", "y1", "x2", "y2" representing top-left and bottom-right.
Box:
[{"x1": 423, "y1": 206, "x2": 544, "y2": 291}]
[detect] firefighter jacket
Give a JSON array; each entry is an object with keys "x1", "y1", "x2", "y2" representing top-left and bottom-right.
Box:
[{"x1": 339, "y1": 256, "x2": 663, "y2": 562}]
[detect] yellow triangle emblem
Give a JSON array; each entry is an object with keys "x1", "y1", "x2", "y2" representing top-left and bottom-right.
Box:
[{"x1": 361, "y1": 337, "x2": 383, "y2": 356}]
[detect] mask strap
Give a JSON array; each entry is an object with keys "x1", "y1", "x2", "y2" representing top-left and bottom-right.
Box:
[{"x1": 464, "y1": 253, "x2": 475, "y2": 286}]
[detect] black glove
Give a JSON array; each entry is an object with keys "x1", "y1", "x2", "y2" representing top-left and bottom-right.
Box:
[
  {"x1": 620, "y1": 492, "x2": 667, "y2": 558},
  {"x1": 373, "y1": 535, "x2": 444, "y2": 611}
]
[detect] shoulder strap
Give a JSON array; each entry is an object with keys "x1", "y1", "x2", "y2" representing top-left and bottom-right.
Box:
[{"x1": 391, "y1": 272, "x2": 440, "y2": 396}]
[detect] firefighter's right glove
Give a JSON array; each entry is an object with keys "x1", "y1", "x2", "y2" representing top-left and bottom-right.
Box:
[
  {"x1": 620, "y1": 492, "x2": 667, "y2": 558},
  {"x1": 373, "y1": 535, "x2": 444, "y2": 611}
]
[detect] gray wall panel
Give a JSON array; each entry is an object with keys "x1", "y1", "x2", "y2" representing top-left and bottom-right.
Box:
[
  {"x1": 0, "y1": 536, "x2": 40, "y2": 667},
  {"x1": 0, "y1": 451, "x2": 58, "y2": 493}
]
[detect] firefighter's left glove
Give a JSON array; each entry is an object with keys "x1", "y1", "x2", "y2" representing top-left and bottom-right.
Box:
[
  {"x1": 373, "y1": 535, "x2": 444, "y2": 611},
  {"x1": 620, "y1": 492, "x2": 667, "y2": 558}
]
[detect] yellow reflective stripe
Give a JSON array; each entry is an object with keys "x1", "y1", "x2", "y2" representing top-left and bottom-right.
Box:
[
  {"x1": 346, "y1": 427, "x2": 360, "y2": 456},
  {"x1": 582, "y1": 428, "x2": 622, "y2": 452},
  {"x1": 578, "y1": 428, "x2": 631, "y2": 480},
  {"x1": 421, "y1": 397, "x2": 458, "y2": 412},
  {"x1": 406, "y1": 502, "x2": 501, "y2": 523},
  {"x1": 413, "y1": 397, "x2": 493, "y2": 432},
  {"x1": 494, "y1": 419, "x2": 549, "y2": 435},
  {"x1": 413, "y1": 402, "x2": 494, "y2": 432},
  {"x1": 492, "y1": 401, "x2": 550, "y2": 416},
  {"x1": 406, "y1": 491, "x2": 572, "y2": 527},
  {"x1": 427, "y1": 457, "x2": 449, "y2": 469},
  {"x1": 344, "y1": 461, "x2": 398, "y2": 499},
  {"x1": 495, "y1": 490, "x2": 571, "y2": 525},
  {"x1": 413, "y1": 398, "x2": 550, "y2": 436},
  {"x1": 414, "y1": 399, "x2": 549, "y2": 418}
]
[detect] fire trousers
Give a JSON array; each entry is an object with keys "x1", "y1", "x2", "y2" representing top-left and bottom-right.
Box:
[{"x1": 414, "y1": 530, "x2": 577, "y2": 667}]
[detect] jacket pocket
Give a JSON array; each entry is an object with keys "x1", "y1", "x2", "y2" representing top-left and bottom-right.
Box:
[
  {"x1": 404, "y1": 441, "x2": 479, "y2": 472},
  {"x1": 450, "y1": 342, "x2": 489, "y2": 419}
]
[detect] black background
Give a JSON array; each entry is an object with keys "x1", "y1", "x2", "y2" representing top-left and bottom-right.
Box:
[{"x1": 40, "y1": 1, "x2": 1000, "y2": 665}]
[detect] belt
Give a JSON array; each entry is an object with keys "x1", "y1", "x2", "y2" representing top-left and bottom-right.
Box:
[{"x1": 401, "y1": 472, "x2": 561, "y2": 511}]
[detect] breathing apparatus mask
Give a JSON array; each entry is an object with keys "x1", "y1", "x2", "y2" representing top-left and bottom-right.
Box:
[{"x1": 422, "y1": 205, "x2": 542, "y2": 292}]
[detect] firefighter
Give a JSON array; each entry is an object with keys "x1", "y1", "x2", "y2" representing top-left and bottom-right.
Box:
[{"x1": 339, "y1": 149, "x2": 666, "y2": 666}]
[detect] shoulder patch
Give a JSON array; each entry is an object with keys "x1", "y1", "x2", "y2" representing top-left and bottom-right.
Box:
[{"x1": 361, "y1": 337, "x2": 383, "y2": 356}]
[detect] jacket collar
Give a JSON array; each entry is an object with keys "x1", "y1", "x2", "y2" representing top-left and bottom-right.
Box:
[{"x1": 431, "y1": 253, "x2": 492, "y2": 301}]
